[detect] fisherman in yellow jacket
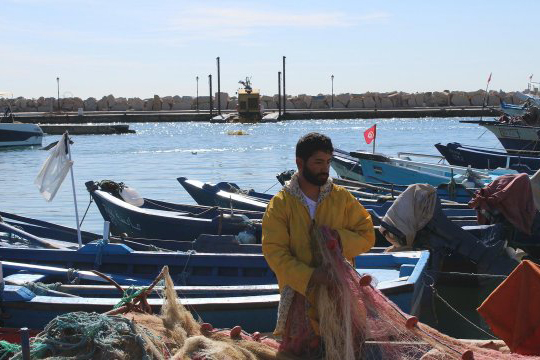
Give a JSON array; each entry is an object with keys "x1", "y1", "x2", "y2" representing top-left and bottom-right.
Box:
[{"x1": 262, "y1": 132, "x2": 375, "y2": 356}]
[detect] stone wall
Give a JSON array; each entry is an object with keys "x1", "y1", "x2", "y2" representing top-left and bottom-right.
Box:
[{"x1": 0, "y1": 90, "x2": 532, "y2": 112}]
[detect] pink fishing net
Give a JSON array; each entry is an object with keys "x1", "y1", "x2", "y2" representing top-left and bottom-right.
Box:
[{"x1": 278, "y1": 225, "x2": 540, "y2": 360}]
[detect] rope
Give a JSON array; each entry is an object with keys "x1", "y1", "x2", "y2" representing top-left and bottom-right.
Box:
[
  {"x1": 94, "y1": 237, "x2": 109, "y2": 267},
  {"x1": 22, "y1": 281, "x2": 62, "y2": 295},
  {"x1": 262, "y1": 181, "x2": 279, "y2": 194},
  {"x1": 430, "y1": 284, "x2": 498, "y2": 340},
  {"x1": 79, "y1": 194, "x2": 94, "y2": 228},
  {"x1": 67, "y1": 268, "x2": 80, "y2": 284},
  {"x1": 0, "y1": 341, "x2": 20, "y2": 360},
  {"x1": 175, "y1": 250, "x2": 195, "y2": 285},
  {"x1": 429, "y1": 270, "x2": 507, "y2": 280},
  {"x1": 114, "y1": 286, "x2": 148, "y2": 309},
  {"x1": 10, "y1": 312, "x2": 155, "y2": 359}
]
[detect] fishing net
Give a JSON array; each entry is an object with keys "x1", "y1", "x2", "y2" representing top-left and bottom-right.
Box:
[
  {"x1": 8, "y1": 237, "x2": 540, "y2": 359},
  {"x1": 283, "y1": 225, "x2": 540, "y2": 360},
  {"x1": 9, "y1": 266, "x2": 294, "y2": 360}
]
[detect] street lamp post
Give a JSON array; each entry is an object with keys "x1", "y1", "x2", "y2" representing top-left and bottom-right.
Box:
[
  {"x1": 56, "y1": 77, "x2": 60, "y2": 111},
  {"x1": 282, "y1": 56, "x2": 286, "y2": 114},
  {"x1": 331, "y1": 75, "x2": 334, "y2": 108},
  {"x1": 196, "y1": 76, "x2": 199, "y2": 112}
]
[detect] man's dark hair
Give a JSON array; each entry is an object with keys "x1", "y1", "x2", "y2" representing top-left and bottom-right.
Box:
[{"x1": 295, "y1": 132, "x2": 334, "y2": 161}]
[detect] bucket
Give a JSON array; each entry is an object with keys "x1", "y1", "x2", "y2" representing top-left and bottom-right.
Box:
[{"x1": 77, "y1": 108, "x2": 84, "y2": 116}]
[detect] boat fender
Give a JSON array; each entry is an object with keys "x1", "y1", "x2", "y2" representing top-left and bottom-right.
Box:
[
  {"x1": 119, "y1": 187, "x2": 144, "y2": 207},
  {"x1": 252, "y1": 332, "x2": 261, "y2": 341}
]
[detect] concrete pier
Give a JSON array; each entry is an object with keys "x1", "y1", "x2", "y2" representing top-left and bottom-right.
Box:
[
  {"x1": 39, "y1": 124, "x2": 135, "y2": 135},
  {"x1": 13, "y1": 106, "x2": 497, "y2": 125}
]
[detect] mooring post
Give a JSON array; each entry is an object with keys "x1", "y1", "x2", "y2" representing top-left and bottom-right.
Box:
[
  {"x1": 209, "y1": 74, "x2": 213, "y2": 117},
  {"x1": 278, "y1": 71, "x2": 282, "y2": 118}
]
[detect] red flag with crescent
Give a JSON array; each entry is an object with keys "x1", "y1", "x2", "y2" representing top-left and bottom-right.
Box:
[{"x1": 364, "y1": 124, "x2": 376, "y2": 144}]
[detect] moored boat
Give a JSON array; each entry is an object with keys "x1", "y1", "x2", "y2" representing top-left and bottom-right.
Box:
[
  {"x1": 461, "y1": 119, "x2": 540, "y2": 152},
  {"x1": 331, "y1": 148, "x2": 514, "y2": 201},
  {"x1": 0, "y1": 249, "x2": 430, "y2": 332},
  {"x1": 86, "y1": 180, "x2": 263, "y2": 245},
  {"x1": 177, "y1": 176, "x2": 478, "y2": 220},
  {"x1": 0, "y1": 123, "x2": 43, "y2": 148},
  {"x1": 435, "y1": 142, "x2": 540, "y2": 174}
]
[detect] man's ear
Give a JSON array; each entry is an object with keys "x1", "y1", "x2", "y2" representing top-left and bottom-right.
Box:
[{"x1": 295, "y1": 157, "x2": 303, "y2": 171}]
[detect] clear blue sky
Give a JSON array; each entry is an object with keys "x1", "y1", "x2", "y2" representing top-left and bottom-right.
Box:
[{"x1": 3, "y1": 0, "x2": 539, "y2": 99}]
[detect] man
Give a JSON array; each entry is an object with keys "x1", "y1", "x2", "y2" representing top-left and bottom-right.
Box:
[{"x1": 262, "y1": 132, "x2": 375, "y2": 356}]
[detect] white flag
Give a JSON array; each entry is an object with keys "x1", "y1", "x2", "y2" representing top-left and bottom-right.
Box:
[{"x1": 34, "y1": 133, "x2": 73, "y2": 201}]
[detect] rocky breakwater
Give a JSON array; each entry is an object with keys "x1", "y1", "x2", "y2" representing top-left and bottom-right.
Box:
[{"x1": 0, "y1": 90, "x2": 530, "y2": 113}]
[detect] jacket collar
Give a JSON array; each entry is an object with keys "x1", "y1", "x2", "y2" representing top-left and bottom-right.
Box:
[{"x1": 283, "y1": 171, "x2": 333, "y2": 208}]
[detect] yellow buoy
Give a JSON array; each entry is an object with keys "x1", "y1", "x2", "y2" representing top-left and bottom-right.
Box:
[{"x1": 227, "y1": 130, "x2": 249, "y2": 136}]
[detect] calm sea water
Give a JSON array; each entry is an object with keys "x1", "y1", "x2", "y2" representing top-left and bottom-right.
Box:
[{"x1": 1, "y1": 117, "x2": 501, "y2": 234}]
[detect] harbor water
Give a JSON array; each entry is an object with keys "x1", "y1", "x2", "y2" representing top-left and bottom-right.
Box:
[{"x1": 1, "y1": 117, "x2": 501, "y2": 234}]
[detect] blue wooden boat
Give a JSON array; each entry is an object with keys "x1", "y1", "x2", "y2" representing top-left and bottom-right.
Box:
[
  {"x1": 435, "y1": 142, "x2": 540, "y2": 174},
  {"x1": 177, "y1": 176, "x2": 478, "y2": 222},
  {"x1": 86, "y1": 180, "x2": 263, "y2": 245},
  {"x1": 0, "y1": 250, "x2": 430, "y2": 332},
  {"x1": 0, "y1": 209, "x2": 263, "y2": 253},
  {"x1": 331, "y1": 148, "x2": 516, "y2": 198},
  {"x1": 178, "y1": 177, "x2": 273, "y2": 212}
]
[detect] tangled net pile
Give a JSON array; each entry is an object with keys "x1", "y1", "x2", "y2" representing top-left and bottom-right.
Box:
[
  {"x1": 309, "y1": 226, "x2": 540, "y2": 360},
  {"x1": 9, "y1": 266, "x2": 294, "y2": 360}
]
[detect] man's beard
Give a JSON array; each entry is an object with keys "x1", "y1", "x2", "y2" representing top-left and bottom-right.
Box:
[{"x1": 302, "y1": 167, "x2": 329, "y2": 186}]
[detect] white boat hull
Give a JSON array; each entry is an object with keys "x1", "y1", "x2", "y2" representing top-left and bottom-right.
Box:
[{"x1": 0, "y1": 123, "x2": 43, "y2": 147}]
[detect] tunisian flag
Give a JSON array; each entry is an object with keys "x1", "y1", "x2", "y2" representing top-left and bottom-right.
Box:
[{"x1": 364, "y1": 124, "x2": 376, "y2": 144}]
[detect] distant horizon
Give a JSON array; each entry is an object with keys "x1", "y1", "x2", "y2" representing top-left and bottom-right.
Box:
[{"x1": 4, "y1": 0, "x2": 539, "y2": 99}]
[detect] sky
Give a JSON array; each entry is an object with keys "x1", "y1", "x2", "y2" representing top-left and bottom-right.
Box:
[{"x1": 2, "y1": 0, "x2": 540, "y2": 99}]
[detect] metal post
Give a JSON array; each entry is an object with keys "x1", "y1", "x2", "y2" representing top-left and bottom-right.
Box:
[
  {"x1": 21, "y1": 327, "x2": 30, "y2": 360},
  {"x1": 278, "y1": 71, "x2": 282, "y2": 118},
  {"x1": 331, "y1": 74, "x2": 334, "y2": 108},
  {"x1": 282, "y1": 56, "x2": 286, "y2": 115},
  {"x1": 209, "y1": 74, "x2": 213, "y2": 117},
  {"x1": 196, "y1": 76, "x2": 199, "y2": 112},
  {"x1": 216, "y1": 57, "x2": 221, "y2": 115},
  {"x1": 56, "y1": 77, "x2": 60, "y2": 111}
]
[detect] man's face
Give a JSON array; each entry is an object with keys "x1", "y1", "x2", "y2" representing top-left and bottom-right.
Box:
[{"x1": 299, "y1": 150, "x2": 332, "y2": 186}]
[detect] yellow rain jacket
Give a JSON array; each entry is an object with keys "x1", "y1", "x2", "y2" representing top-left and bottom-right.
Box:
[{"x1": 262, "y1": 173, "x2": 375, "y2": 297}]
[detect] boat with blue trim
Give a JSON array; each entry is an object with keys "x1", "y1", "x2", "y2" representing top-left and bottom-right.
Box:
[
  {"x1": 0, "y1": 249, "x2": 430, "y2": 332},
  {"x1": 435, "y1": 142, "x2": 540, "y2": 174},
  {"x1": 331, "y1": 149, "x2": 515, "y2": 200}
]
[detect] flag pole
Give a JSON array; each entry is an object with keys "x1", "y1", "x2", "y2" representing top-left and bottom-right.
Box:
[
  {"x1": 65, "y1": 131, "x2": 82, "y2": 248},
  {"x1": 372, "y1": 124, "x2": 376, "y2": 154},
  {"x1": 480, "y1": 73, "x2": 491, "y2": 121}
]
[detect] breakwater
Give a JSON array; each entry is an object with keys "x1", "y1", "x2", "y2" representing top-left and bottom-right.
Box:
[{"x1": 1, "y1": 90, "x2": 527, "y2": 114}]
